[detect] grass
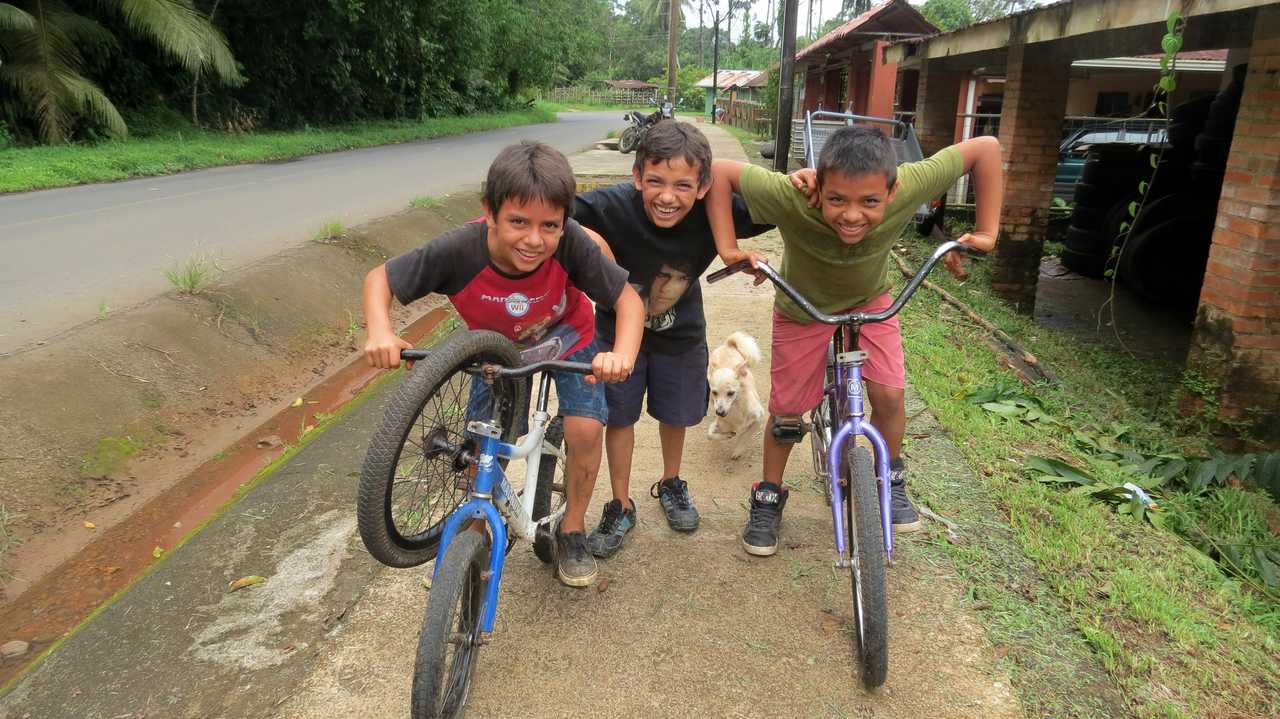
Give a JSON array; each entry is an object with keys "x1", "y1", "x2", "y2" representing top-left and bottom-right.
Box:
[
  {"x1": 0, "y1": 106, "x2": 556, "y2": 194},
  {"x1": 893, "y1": 233, "x2": 1280, "y2": 717},
  {"x1": 534, "y1": 99, "x2": 646, "y2": 113},
  {"x1": 163, "y1": 253, "x2": 220, "y2": 295},
  {"x1": 81, "y1": 436, "x2": 142, "y2": 477},
  {"x1": 408, "y1": 195, "x2": 443, "y2": 209},
  {"x1": 312, "y1": 218, "x2": 345, "y2": 243}
]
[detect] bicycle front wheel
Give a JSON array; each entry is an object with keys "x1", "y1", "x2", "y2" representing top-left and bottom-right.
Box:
[
  {"x1": 412, "y1": 530, "x2": 488, "y2": 719},
  {"x1": 532, "y1": 416, "x2": 566, "y2": 564},
  {"x1": 846, "y1": 446, "x2": 888, "y2": 689},
  {"x1": 358, "y1": 330, "x2": 527, "y2": 568}
]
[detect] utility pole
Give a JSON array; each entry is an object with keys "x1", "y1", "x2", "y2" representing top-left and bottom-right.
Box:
[
  {"x1": 711, "y1": 10, "x2": 721, "y2": 123},
  {"x1": 667, "y1": 0, "x2": 679, "y2": 106},
  {"x1": 774, "y1": 0, "x2": 800, "y2": 171}
]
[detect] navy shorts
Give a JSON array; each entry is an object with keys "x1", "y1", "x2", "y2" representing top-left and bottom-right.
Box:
[
  {"x1": 602, "y1": 341, "x2": 709, "y2": 428},
  {"x1": 466, "y1": 340, "x2": 609, "y2": 432}
]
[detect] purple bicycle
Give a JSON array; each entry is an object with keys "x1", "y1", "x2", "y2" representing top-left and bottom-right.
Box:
[{"x1": 708, "y1": 240, "x2": 979, "y2": 689}]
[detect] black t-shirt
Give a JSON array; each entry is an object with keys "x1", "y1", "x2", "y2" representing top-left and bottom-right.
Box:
[{"x1": 574, "y1": 182, "x2": 772, "y2": 354}]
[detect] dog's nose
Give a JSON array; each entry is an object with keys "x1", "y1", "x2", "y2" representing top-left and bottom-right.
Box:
[{"x1": 715, "y1": 409, "x2": 727, "y2": 417}]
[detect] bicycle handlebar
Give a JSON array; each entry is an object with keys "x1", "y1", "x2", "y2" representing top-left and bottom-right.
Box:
[
  {"x1": 400, "y1": 349, "x2": 593, "y2": 378},
  {"x1": 706, "y1": 241, "x2": 984, "y2": 326}
]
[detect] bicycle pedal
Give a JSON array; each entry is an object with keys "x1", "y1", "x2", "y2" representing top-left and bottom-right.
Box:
[{"x1": 770, "y1": 417, "x2": 807, "y2": 444}]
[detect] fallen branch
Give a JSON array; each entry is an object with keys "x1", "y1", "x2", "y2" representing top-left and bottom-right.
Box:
[
  {"x1": 892, "y1": 252, "x2": 1058, "y2": 385},
  {"x1": 128, "y1": 341, "x2": 179, "y2": 365},
  {"x1": 918, "y1": 504, "x2": 962, "y2": 544}
]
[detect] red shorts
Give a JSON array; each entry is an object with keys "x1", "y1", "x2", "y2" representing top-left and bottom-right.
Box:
[{"x1": 768, "y1": 292, "x2": 905, "y2": 416}]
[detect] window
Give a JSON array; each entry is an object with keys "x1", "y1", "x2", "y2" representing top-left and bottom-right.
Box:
[{"x1": 1094, "y1": 92, "x2": 1130, "y2": 117}]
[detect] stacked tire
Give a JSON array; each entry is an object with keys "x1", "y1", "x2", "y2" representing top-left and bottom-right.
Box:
[
  {"x1": 1116, "y1": 63, "x2": 1247, "y2": 307},
  {"x1": 1061, "y1": 144, "x2": 1146, "y2": 278}
]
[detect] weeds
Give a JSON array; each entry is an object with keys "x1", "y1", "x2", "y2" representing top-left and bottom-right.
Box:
[
  {"x1": 164, "y1": 253, "x2": 220, "y2": 295},
  {"x1": 408, "y1": 195, "x2": 442, "y2": 209},
  {"x1": 312, "y1": 218, "x2": 345, "y2": 243},
  {"x1": 81, "y1": 436, "x2": 142, "y2": 477}
]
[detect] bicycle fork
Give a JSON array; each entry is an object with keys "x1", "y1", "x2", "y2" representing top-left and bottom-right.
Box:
[{"x1": 826, "y1": 356, "x2": 895, "y2": 567}]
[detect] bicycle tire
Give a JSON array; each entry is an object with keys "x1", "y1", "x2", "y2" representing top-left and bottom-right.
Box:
[
  {"x1": 358, "y1": 330, "x2": 527, "y2": 568},
  {"x1": 411, "y1": 531, "x2": 488, "y2": 719},
  {"x1": 846, "y1": 446, "x2": 888, "y2": 689},
  {"x1": 532, "y1": 416, "x2": 566, "y2": 564}
]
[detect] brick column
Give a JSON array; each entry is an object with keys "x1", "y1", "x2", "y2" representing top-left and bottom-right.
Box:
[
  {"x1": 914, "y1": 57, "x2": 963, "y2": 156},
  {"x1": 992, "y1": 43, "x2": 1070, "y2": 313},
  {"x1": 1186, "y1": 6, "x2": 1280, "y2": 446}
]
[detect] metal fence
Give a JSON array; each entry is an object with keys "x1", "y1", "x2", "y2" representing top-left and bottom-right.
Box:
[
  {"x1": 714, "y1": 97, "x2": 771, "y2": 136},
  {"x1": 537, "y1": 86, "x2": 657, "y2": 106}
]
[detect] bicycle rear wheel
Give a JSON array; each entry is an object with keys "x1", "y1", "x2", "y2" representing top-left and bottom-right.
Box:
[
  {"x1": 358, "y1": 330, "x2": 527, "y2": 568},
  {"x1": 411, "y1": 530, "x2": 488, "y2": 719},
  {"x1": 845, "y1": 446, "x2": 888, "y2": 689},
  {"x1": 532, "y1": 416, "x2": 566, "y2": 564}
]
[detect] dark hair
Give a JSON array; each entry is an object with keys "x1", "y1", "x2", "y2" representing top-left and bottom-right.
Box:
[
  {"x1": 484, "y1": 141, "x2": 576, "y2": 219},
  {"x1": 634, "y1": 121, "x2": 713, "y2": 187},
  {"x1": 817, "y1": 126, "x2": 897, "y2": 189}
]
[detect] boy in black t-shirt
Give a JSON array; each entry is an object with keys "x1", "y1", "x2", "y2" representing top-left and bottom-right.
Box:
[{"x1": 573, "y1": 122, "x2": 771, "y2": 558}]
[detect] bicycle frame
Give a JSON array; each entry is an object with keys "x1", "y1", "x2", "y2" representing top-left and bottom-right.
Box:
[
  {"x1": 429, "y1": 372, "x2": 564, "y2": 635},
  {"x1": 823, "y1": 325, "x2": 895, "y2": 566}
]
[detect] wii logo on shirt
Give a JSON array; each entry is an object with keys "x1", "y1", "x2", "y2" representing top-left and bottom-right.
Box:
[{"x1": 504, "y1": 292, "x2": 531, "y2": 317}]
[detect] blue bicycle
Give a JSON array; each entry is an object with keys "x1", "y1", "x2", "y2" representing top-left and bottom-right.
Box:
[
  {"x1": 708, "y1": 240, "x2": 977, "y2": 689},
  {"x1": 356, "y1": 329, "x2": 589, "y2": 718}
]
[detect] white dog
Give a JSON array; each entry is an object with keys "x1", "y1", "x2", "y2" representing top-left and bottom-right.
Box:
[{"x1": 707, "y1": 331, "x2": 766, "y2": 459}]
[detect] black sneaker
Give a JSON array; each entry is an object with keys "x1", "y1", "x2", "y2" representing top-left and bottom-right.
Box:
[
  {"x1": 586, "y1": 498, "x2": 636, "y2": 558},
  {"x1": 555, "y1": 530, "x2": 597, "y2": 587},
  {"x1": 741, "y1": 481, "x2": 788, "y2": 556},
  {"x1": 650, "y1": 477, "x2": 700, "y2": 532},
  {"x1": 890, "y1": 469, "x2": 922, "y2": 532}
]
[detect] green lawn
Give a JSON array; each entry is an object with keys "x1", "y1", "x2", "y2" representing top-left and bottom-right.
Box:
[
  {"x1": 895, "y1": 234, "x2": 1280, "y2": 718},
  {"x1": 0, "y1": 106, "x2": 557, "y2": 194},
  {"x1": 534, "y1": 99, "x2": 649, "y2": 113}
]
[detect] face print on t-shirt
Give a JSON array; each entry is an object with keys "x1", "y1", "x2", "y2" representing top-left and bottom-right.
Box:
[{"x1": 634, "y1": 258, "x2": 696, "y2": 331}]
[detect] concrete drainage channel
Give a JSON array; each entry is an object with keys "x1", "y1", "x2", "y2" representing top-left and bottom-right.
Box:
[{"x1": 0, "y1": 195, "x2": 484, "y2": 693}]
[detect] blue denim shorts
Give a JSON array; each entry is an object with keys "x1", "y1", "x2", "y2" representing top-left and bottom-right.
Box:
[{"x1": 466, "y1": 340, "x2": 608, "y2": 433}]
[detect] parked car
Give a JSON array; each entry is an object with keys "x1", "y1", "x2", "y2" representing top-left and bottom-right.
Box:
[{"x1": 1054, "y1": 124, "x2": 1167, "y2": 199}]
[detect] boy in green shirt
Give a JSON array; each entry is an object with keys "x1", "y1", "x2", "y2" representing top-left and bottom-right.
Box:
[{"x1": 706, "y1": 126, "x2": 1003, "y2": 556}]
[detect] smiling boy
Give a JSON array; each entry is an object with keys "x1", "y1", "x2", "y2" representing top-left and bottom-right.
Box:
[
  {"x1": 707, "y1": 126, "x2": 1003, "y2": 556},
  {"x1": 572, "y1": 121, "x2": 771, "y2": 558},
  {"x1": 362, "y1": 141, "x2": 645, "y2": 587}
]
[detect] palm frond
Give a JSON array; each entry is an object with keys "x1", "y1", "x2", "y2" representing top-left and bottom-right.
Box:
[
  {"x1": 56, "y1": 68, "x2": 126, "y2": 136},
  {"x1": 49, "y1": 8, "x2": 116, "y2": 48},
  {"x1": 108, "y1": 0, "x2": 242, "y2": 84},
  {"x1": 0, "y1": 2, "x2": 36, "y2": 31}
]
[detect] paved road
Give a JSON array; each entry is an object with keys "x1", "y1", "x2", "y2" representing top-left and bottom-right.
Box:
[{"x1": 0, "y1": 112, "x2": 622, "y2": 353}]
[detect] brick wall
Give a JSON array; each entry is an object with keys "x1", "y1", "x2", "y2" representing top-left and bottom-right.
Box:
[
  {"x1": 991, "y1": 43, "x2": 1071, "y2": 313},
  {"x1": 914, "y1": 58, "x2": 963, "y2": 157},
  {"x1": 1187, "y1": 5, "x2": 1280, "y2": 445}
]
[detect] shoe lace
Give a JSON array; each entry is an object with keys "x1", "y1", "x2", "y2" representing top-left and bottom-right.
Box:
[
  {"x1": 597, "y1": 503, "x2": 621, "y2": 535},
  {"x1": 652, "y1": 479, "x2": 691, "y2": 510},
  {"x1": 746, "y1": 497, "x2": 780, "y2": 531}
]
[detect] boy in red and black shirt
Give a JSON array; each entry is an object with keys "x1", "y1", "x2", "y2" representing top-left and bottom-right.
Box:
[{"x1": 363, "y1": 141, "x2": 645, "y2": 587}]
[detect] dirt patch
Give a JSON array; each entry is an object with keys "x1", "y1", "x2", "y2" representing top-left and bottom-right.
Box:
[
  {"x1": 271, "y1": 230, "x2": 1024, "y2": 718},
  {"x1": 0, "y1": 193, "x2": 481, "y2": 602}
]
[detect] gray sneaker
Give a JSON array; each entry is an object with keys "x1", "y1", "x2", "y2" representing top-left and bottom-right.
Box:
[
  {"x1": 555, "y1": 530, "x2": 597, "y2": 587},
  {"x1": 651, "y1": 477, "x2": 700, "y2": 532},
  {"x1": 586, "y1": 498, "x2": 636, "y2": 558},
  {"x1": 889, "y1": 469, "x2": 922, "y2": 532}
]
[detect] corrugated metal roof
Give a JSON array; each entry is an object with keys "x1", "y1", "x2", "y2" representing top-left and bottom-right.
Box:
[
  {"x1": 694, "y1": 69, "x2": 767, "y2": 89},
  {"x1": 795, "y1": 0, "x2": 936, "y2": 63}
]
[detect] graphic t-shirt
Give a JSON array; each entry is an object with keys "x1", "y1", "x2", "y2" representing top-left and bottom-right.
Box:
[
  {"x1": 738, "y1": 146, "x2": 964, "y2": 323},
  {"x1": 574, "y1": 183, "x2": 772, "y2": 354},
  {"x1": 385, "y1": 219, "x2": 628, "y2": 362}
]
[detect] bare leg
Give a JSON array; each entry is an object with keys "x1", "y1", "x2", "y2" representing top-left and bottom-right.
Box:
[
  {"x1": 864, "y1": 382, "x2": 906, "y2": 461},
  {"x1": 559, "y1": 416, "x2": 604, "y2": 533},
  {"x1": 658, "y1": 422, "x2": 686, "y2": 480},
  {"x1": 605, "y1": 424, "x2": 635, "y2": 504}
]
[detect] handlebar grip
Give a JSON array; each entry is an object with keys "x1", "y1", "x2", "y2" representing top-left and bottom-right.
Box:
[
  {"x1": 402, "y1": 349, "x2": 430, "y2": 361},
  {"x1": 707, "y1": 260, "x2": 753, "y2": 284}
]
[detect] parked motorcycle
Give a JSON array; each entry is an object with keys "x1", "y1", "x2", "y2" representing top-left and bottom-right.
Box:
[{"x1": 618, "y1": 97, "x2": 674, "y2": 154}]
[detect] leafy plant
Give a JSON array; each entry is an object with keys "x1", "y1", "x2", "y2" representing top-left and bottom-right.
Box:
[{"x1": 966, "y1": 378, "x2": 1058, "y2": 424}]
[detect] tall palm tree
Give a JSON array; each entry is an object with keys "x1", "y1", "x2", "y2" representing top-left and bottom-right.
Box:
[{"x1": 0, "y1": 0, "x2": 241, "y2": 144}]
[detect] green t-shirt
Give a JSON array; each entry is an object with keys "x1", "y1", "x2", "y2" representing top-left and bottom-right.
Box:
[{"x1": 739, "y1": 147, "x2": 964, "y2": 322}]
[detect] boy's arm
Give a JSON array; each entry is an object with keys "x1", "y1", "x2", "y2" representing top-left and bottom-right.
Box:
[
  {"x1": 580, "y1": 225, "x2": 616, "y2": 263},
  {"x1": 945, "y1": 135, "x2": 1003, "y2": 277},
  {"x1": 362, "y1": 264, "x2": 412, "y2": 369},
  {"x1": 707, "y1": 159, "x2": 767, "y2": 271},
  {"x1": 592, "y1": 284, "x2": 643, "y2": 383}
]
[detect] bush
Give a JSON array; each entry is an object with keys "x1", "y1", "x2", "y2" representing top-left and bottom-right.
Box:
[{"x1": 0, "y1": 122, "x2": 13, "y2": 150}]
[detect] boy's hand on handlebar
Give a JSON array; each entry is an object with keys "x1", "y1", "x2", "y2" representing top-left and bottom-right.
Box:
[
  {"x1": 718, "y1": 248, "x2": 769, "y2": 285},
  {"x1": 364, "y1": 330, "x2": 413, "y2": 369},
  {"x1": 588, "y1": 351, "x2": 634, "y2": 384},
  {"x1": 787, "y1": 168, "x2": 820, "y2": 208},
  {"x1": 944, "y1": 232, "x2": 996, "y2": 280}
]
